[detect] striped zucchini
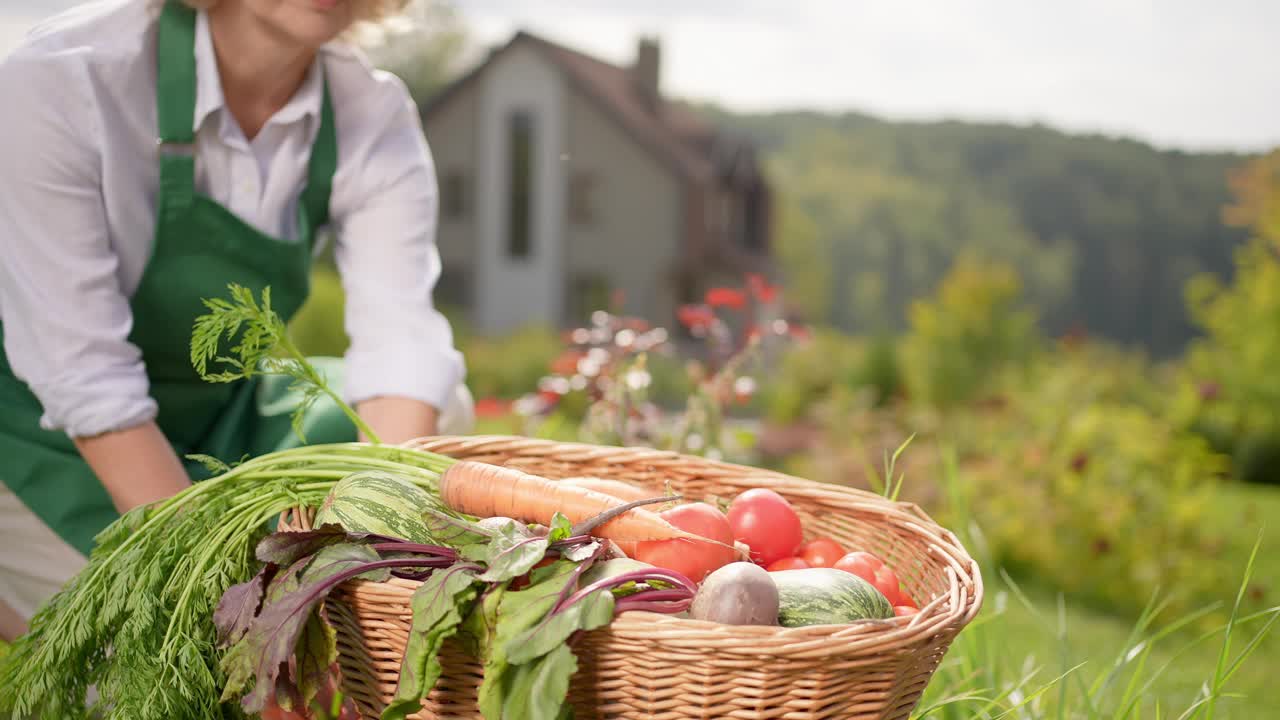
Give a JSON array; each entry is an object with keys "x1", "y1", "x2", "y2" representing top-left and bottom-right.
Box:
[
  {"x1": 770, "y1": 567, "x2": 894, "y2": 626},
  {"x1": 313, "y1": 470, "x2": 435, "y2": 544}
]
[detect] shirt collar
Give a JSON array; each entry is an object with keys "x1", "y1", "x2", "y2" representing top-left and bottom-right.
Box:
[{"x1": 192, "y1": 11, "x2": 325, "y2": 136}]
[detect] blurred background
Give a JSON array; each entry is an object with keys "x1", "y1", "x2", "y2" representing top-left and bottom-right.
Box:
[{"x1": 4, "y1": 1, "x2": 1279, "y2": 715}]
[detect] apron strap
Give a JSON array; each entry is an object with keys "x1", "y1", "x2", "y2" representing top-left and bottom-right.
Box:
[
  {"x1": 154, "y1": 1, "x2": 339, "y2": 231},
  {"x1": 156, "y1": 1, "x2": 199, "y2": 212},
  {"x1": 298, "y1": 88, "x2": 337, "y2": 241}
]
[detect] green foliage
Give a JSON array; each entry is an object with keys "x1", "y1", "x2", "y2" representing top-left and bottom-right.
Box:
[
  {"x1": 462, "y1": 327, "x2": 564, "y2": 400},
  {"x1": 1171, "y1": 150, "x2": 1280, "y2": 485},
  {"x1": 957, "y1": 367, "x2": 1230, "y2": 621},
  {"x1": 707, "y1": 108, "x2": 1249, "y2": 354},
  {"x1": 196, "y1": 283, "x2": 377, "y2": 442},
  {"x1": 289, "y1": 265, "x2": 350, "y2": 358},
  {"x1": 901, "y1": 259, "x2": 1039, "y2": 408},
  {"x1": 759, "y1": 329, "x2": 902, "y2": 424}
]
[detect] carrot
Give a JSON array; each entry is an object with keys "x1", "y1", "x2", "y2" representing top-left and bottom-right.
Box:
[
  {"x1": 558, "y1": 477, "x2": 655, "y2": 504},
  {"x1": 439, "y1": 461, "x2": 710, "y2": 544}
]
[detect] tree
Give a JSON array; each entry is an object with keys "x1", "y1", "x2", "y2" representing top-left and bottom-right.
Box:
[
  {"x1": 356, "y1": 0, "x2": 472, "y2": 106},
  {"x1": 1176, "y1": 149, "x2": 1280, "y2": 484}
]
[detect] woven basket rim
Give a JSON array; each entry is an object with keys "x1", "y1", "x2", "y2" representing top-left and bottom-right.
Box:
[{"x1": 293, "y1": 434, "x2": 985, "y2": 657}]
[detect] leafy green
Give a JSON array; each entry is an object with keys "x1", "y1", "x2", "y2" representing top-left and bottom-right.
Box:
[
  {"x1": 295, "y1": 610, "x2": 339, "y2": 711},
  {"x1": 0, "y1": 283, "x2": 462, "y2": 720},
  {"x1": 502, "y1": 644, "x2": 578, "y2": 720},
  {"x1": 255, "y1": 525, "x2": 352, "y2": 566},
  {"x1": 506, "y1": 589, "x2": 613, "y2": 665},
  {"x1": 422, "y1": 508, "x2": 492, "y2": 544},
  {"x1": 478, "y1": 523, "x2": 550, "y2": 583},
  {"x1": 191, "y1": 283, "x2": 380, "y2": 443},
  {"x1": 187, "y1": 453, "x2": 234, "y2": 474},
  {"x1": 547, "y1": 513, "x2": 574, "y2": 542},
  {"x1": 473, "y1": 560, "x2": 612, "y2": 720},
  {"x1": 383, "y1": 565, "x2": 482, "y2": 720},
  {"x1": 214, "y1": 568, "x2": 273, "y2": 650},
  {"x1": 219, "y1": 544, "x2": 390, "y2": 713}
]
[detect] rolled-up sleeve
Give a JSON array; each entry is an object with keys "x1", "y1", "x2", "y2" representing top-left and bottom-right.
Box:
[
  {"x1": 0, "y1": 51, "x2": 157, "y2": 437},
  {"x1": 330, "y1": 70, "x2": 465, "y2": 411}
]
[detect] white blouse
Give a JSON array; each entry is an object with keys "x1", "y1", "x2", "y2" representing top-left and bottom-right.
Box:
[{"x1": 0, "y1": 0, "x2": 465, "y2": 438}]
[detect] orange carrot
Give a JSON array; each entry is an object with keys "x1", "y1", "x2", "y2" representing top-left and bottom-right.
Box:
[
  {"x1": 439, "y1": 461, "x2": 705, "y2": 544},
  {"x1": 557, "y1": 477, "x2": 655, "y2": 503}
]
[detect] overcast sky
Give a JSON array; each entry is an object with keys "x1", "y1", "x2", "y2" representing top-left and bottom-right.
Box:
[{"x1": 4, "y1": 0, "x2": 1276, "y2": 153}]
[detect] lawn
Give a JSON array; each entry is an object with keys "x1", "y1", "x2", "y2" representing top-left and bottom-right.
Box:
[{"x1": 921, "y1": 481, "x2": 1279, "y2": 718}]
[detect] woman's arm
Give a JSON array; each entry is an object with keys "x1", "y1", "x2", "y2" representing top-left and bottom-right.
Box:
[
  {"x1": 72, "y1": 422, "x2": 192, "y2": 513},
  {"x1": 329, "y1": 71, "x2": 466, "y2": 434},
  {"x1": 356, "y1": 396, "x2": 439, "y2": 445},
  {"x1": 0, "y1": 597, "x2": 25, "y2": 643},
  {"x1": 0, "y1": 55, "x2": 185, "y2": 513}
]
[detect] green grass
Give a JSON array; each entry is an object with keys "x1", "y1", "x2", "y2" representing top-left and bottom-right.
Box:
[
  {"x1": 1203, "y1": 482, "x2": 1279, "y2": 606},
  {"x1": 917, "y1": 449, "x2": 1280, "y2": 719},
  {"x1": 969, "y1": 575, "x2": 1278, "y2": 718}
]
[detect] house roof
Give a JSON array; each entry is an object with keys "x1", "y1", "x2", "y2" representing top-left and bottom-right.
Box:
[{"x1": 420, "y1": 30, "x2": 721, "y2": 184}]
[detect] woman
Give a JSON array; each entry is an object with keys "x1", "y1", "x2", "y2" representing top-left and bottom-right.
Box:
[{"x1": 0, "y1": 0, "x2": 472, "y2": 642}]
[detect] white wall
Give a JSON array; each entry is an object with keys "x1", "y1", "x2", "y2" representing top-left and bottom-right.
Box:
[
  {"x1": 563, "y1": 85, "x2": 682, "y2": 325},
  {"x1": 474, "y1": 44, "x2": 566, "y2": 334}
]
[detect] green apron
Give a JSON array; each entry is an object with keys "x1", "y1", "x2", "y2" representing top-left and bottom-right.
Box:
[{"x1": 0, "y1": 1, "x2": 356, "y2": 556}]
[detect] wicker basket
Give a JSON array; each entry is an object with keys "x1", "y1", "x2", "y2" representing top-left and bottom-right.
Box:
[{"x1": 281, "y1": 435, "x2": 983, "y2": 720}]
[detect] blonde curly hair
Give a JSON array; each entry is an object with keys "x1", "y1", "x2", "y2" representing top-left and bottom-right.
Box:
[{"x1": 174, "y1": 0, "x2": 410, "y2": 24}]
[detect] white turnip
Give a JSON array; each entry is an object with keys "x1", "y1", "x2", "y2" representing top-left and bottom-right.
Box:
[{"x1": 688, "y1": 562, "x2": 779, "y2": 626}]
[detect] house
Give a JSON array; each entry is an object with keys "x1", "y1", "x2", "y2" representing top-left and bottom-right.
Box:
[{"x1": 420, "y1": 30, "x2": 775, "y2": 336}]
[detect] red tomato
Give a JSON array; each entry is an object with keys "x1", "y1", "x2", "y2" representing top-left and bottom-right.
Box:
[
  {"x1": 726, "y1": 489, "x2": 804, "y2": 566},
  {"x1": 832, "y1": 551, "x2": 883, "y2": 584},
  {"x1": 799, "y1": 538, "x2": 845, "y2": 568},
  {"x1": 897, "y1": 584, "x2": 916, "y2": 609},
  {"x1": 767, "y1": 556, "x2": 811, "y2": 571},
  {"x1": 872, "y1": 565, "x2": 902, "y2": 606},
  {"x1": 635, "y1": 503, "x2": 737, "y2": 584},
  {"x1": 894, "y1": 606, "x2": 919, "y2": 617}
]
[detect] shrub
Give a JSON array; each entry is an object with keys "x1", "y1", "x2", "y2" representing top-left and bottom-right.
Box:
[
  {"x1": 459, "y1": 326, "x2": 563, "y2": 400},
  {"x1": 288, "y1": 266, "x2": 350, "y2": 358},
  {"x1": 795, "y1": 341, "x2": 1235, "y2": 622},
  {"x1": 900, "y1": 257, "x2": 1039, "y2": 409},
  {"x1": 1175, "y1": 236, "x2": 1280, "y2": 485},
  {"x1": 950, "y1": 349, "x2": 1232, "y2": 622},
  {"x1": 759, "y1": 330, "x2": 903, "y2": 425}
]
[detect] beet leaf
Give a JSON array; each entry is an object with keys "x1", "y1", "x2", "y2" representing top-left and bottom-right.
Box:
[
  {"x1": 295, "y1": 608, "x2": 338, "y2": 711},
  {"x1": 477, "y1": 522, "x2": 551, "y2": 583},
  {"x1": 218, "y1": 544, "x2": 390, "y2": 713},
  {"x1": 382, "y1": 564, "x2": 482, "y2": 720}
]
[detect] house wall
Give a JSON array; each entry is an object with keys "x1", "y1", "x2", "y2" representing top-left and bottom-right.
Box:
[
  {"x1": 422, "y1": 82, "x2": 479, "y2": 315},
  {"x1": 471, "y1": 44, "x2": 567, "y2": 335},
  {"x1": 562, "y1": 87, "x2": 682, "y2": 327}
]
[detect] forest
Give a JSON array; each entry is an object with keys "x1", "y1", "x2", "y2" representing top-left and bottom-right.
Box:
[{"x1": 704, "y1": 105, "x2": 1251, "y2": 356}]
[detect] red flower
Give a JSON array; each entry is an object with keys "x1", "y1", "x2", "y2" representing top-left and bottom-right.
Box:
[
  {"x1": 677, "y1": 304, "x2": 716, "y2": 330},
  {"x1": 705, "y1": 287, "x2": 747, "y2": 310},
  {"x1": 550, "y1": 350, "x2": 584, "y2": 376},
  {"x1": 746, "y1": 274, "x2": 779, "y2": 304},
  {"x1": 474, "y1": 397, "x2": 512, "y2": 419}
]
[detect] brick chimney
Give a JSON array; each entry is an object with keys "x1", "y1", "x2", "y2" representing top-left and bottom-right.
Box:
[{"x1": 633, "y1": 36, "x2": 661, "y2": 113}]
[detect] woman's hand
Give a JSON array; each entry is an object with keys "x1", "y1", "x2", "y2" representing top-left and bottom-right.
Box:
[
  {"x1": 356, "y1": 396, "x2": 439, "y2": 445},
  {"x1": 72, "y1": 422, "x2": 192, "y2": 513}
]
